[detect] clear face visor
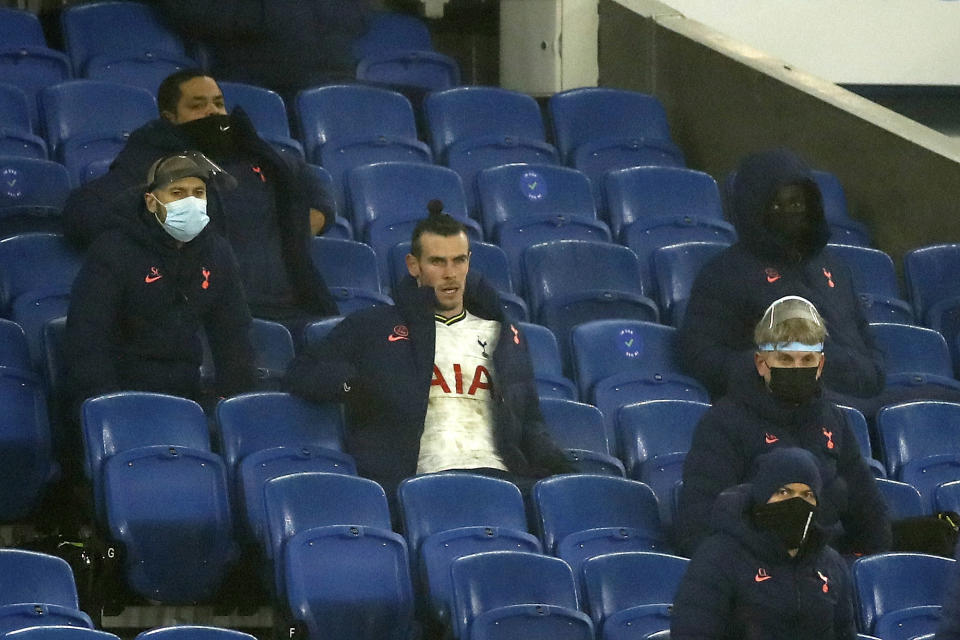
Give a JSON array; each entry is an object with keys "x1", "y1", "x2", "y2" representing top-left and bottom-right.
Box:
[
  {"x1": 146, "y1": 150, "x2": 238, "y2": 191},
  {"x1": 757, "y1": 295, "x2": 824, "y2": 352}
]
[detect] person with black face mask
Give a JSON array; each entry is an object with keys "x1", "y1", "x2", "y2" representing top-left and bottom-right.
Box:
[
  {"x1": 672, "y1": 447, "x2": 857, "y2": 640},
  {"x1": 675, "y1": 295, "x2": 890, "y2": 558}
]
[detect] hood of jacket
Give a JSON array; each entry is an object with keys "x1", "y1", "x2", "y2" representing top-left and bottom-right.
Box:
[{"x1": 729, "y1": 149, "x2": 831, "y2": 263}]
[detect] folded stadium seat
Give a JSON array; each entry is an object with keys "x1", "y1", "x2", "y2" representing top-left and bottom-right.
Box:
[
  {"x1": 869, "y1": 322, "x2": 960, "y2": 392},
  {"x1": 876, "y1": 401, "x2": 960, "y2": 509},
  {"x1": 450, "y1": 551, "x2": 594, "y2": 640},
  {"x1": 651, "y1": 241, "x2": 731, "y2": 327},
  {"x1": 533, "y1": 475, "x2": 669, "y2": 592},
  {"x1": 570, "y1": 320, "x2": 709, "y2": 443},
  {"x1": 0, "y1": 158, "x2": 70, "y2": 238},
  {"x1": 398, "y1": 473, "x2": 540, "y2": 629},
  {"x1": 522, "y1": 240, "x2": 659, "y2": 366},
  {"x1": 294, "y1": 85, "x2": 431, "y2": 216},
  {"x1": 353, "y1": 11, "x2": 434, "y2": 60},
  {"x1": 0, "y1": 83, "x2": 48, "y2": 159},
  {"x1": 852, "y1": 552, "x2": 953, "y2": 637},
  {"x1": 0, "y1": 549, "x2": 94, "y2": 635},
  {"x1": 905, "y1": 244, "x2": 960, "y2": 376},
  {"x1": 263, "y1": 472, "x2": 393, "y2": 596},
  {"x1": 874, "y1": 478, "x2": 925, "y2": 520},
  {"x1": 0, "y1": 367, "x2": 56, "y2": 523},
  {"x1": 60, "y1": 1, "x2": 195, "y2": 78},
  {"x1": 218, "y1": 81, "x2": 304, "y2": 160},
  {"x1": 0, "y1": 9, "x2": 71, "y2": 132},
  {"x1": 616, "y1": 399, "x2": 711, "y2": 527},
  {"x1": 309, "y1": 237, "x2": 393, "y2": 315},
  {"x1": 357, "y1": 51, "x2": 461, "y2": 92},
  {"x1": 39, "y1": 81, "x2": 157, "y2": 186},
  {"x1": 836, "y1": 404, "x2": 887, "y2": 478},
  {"x1": 603, "y1": 167, "x2": 736, "y2": 298},
  {"x1": 516, "y1": 323, "x2": 576, "y2": 400},
  {"x1": 245, "y1": 318, "x2": 296, "y2": 389},
  {"x1": 81, "y1": 391, "x2": 210, "y2": 525},
  {"x1": 216, "y1": 391, "x2": 353, "y2": 545},
  {"x1": 581, "y1": 551, "x2": 689, "y2": 640},
  {"x1": 538, "y1": 398, "x2": 624, "y2": 476},
  {"x1": 6, "y1": 627, "x2": 121, "y2": 640},
  {"x1": 935, "y1": 480, "x2": 960, "y2": 513},
  {"x1": 301, "y1": 316, "x2": 344, "y2": 351},
  {"x1": 812, "y1": 170, "x2": 872, "y2": 247},
  {"x1": 825, "y1": 244, "x2": 914, "y2": 324},
  {"x1": 134, "y1": 627, "x2": 255, "y2": 640},
  {"x1": 303, "y1": 163, "x2": 352, "y2": 240},
  {"x1": 388, "y1": 240, "x2": 526, "y2": 321}
]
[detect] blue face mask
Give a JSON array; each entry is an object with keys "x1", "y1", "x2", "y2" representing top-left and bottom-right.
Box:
[{"x1": 153, "y1": 195, "x2": 209, "y2": 242}]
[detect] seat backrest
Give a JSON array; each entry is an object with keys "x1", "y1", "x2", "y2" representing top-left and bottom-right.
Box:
[
  {"x1": 0, "y1": 82, "x2": 33, "y2": 132},
  {"x1": 451, "y1": 551, "x2": 580, "y2": 640},
  {"x1": 249, "y1": 318, "x2": 295, "y2": 380},
  {"x1": 826, "y1": 244, "x2": 901, "y2": 299},
  {"x1": 617, "y1": 400, "x2": 710, "y2": 478},
  {"x1": 40, "y1": 81, "x2": 157, "y2": 156},
  {"x1": 582, "y1": 551, "x2": 690, "y2": 627},
  {"x1": 0, "y1": 317, "x2": 32, "y2": 372},
  {"x1": 264, "y1": 472, "x2": 392, "y2": 560},
  {"x1": 135, "y1": 627, "x2": 257, "y2": 640},
  {"x1": 398, "y1": 472, "x2": 528, "y2": 561},
  {"x1": 8, "y1": 628, "x2": 120, "y2": 640},
  {"x1": 603, "y1": 166, "x2": 724, "y2": 240},
  {"x1": 61, "y1": 1, "x2": 189, "y2": 75},
  {"x1": 517, "y1": 322, "x2": 565, "y2": 379},
  {"x1": 874, "y1": 478, "x2": 925, "y2": 519},
  {"x1": 477, "y1": 163, "x2": 597, "y2": 240},
  {"x1": 538, "y1": 398, "x2": 609, "y2": 453},
  {"x1": 302, "y1": 316, "x2": 344, "y2": 351},
  {"x1": 852, "y1": 552, "x2": 955, "y2": 633},
  {"x1": 935, "y1": 480, "x2": 960, "y2": 513},
  {"x1": 0, "y1": 549, "x2": 79, "y2": 608},
  {"x1": 310, "y1": 237, "x2": 382, "y2": 293},
  {"x1": 904, "y1": 244, "x2": 960, "y2": 321},
  {"x1": 0, "y1": 49, "x2": 71, "y2": 132},
  {"x1": 836, "y1": 404, "x2": 873, "y2": 460},
  {"x1": 0, "y1": 7, "x2": 48, "y2": 47},
  {"x1": 876, "y1": 401, "x2": 960, "y2": 478},
  {"x1": 0, "y1": 371, "x2": 53, "y2": 522},
  {"x1": 869, "y1": 322, "x2": 954, "y2": 378},
  {"x1": 533, "y1": 475, "x2": 662, "y2": 553},
  {"x1": 0, "y1": 233, "x2": 82, "y2": 315},
  {"x1": 652, "y1": 241, "x2": 730, "y2": 325},
  {"x1": 548, "y1": 88, "x2": 674, "y2": 162},
  {"x1": 295, "y1": 85, "x2": 418, "y2": 162},
  {"x1": 354, "y1": 10, "x2": 433, "y2": 59},
  {"x1": 424, "y1": 86, "x2": 548, "y2": 159},
  {"x1": 571, "y1": 320, "x2": 684, "y2": 400},
  {"x1": 811, "y1": 170, "x2": 853, "y2": 223},
  {"x1": 523, "y1": 240, "x2": 646, "y2": 318},
  {"x1": 0, "y1": 157, "x2": 71, "y2": 213},
  {"x1": 388, "y1": 240, "x2": 513, "y2": 297},
  {"x1": 356, "y1": 50, "x2": 460, "y2": 92},
  {"x1": 348, "y1": 161, "x2": 467, "y2": 241},
  {"x1": 219, "y1": 81, "x2": 291, "y2": 140},
  {"x1": 216, "y1": 392, "x2": 345, "y2": 475}
]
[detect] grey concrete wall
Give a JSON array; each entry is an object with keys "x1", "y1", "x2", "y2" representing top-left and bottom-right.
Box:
[{"x1": 599, "y1": 0, "x2": 960, "y2": 270}]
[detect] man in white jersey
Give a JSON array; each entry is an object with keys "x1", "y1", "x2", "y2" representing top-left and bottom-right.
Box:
[{"x1": 285, "y1": 201, "x2": 572, "y2": 497}]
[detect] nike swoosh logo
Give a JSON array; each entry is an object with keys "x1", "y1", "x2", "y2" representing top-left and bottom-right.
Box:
[
  {"x1": 766, "y1": 275, "x2": 780, "y2": 283},
  {"x1": 388, "y1": 334, "x2": 408, "y2": 342},
  {"x1": 219, "y1": 125, "x2": 231, "y2": 131},
  {"x1": 755, "y1": 575, "x2": 772, "y2": 583},
  {"x1": 765, "y1": 435, "x2": 778, "y2": 444},
  {"x1": 144, "y1": 275, "x2": 163, "y2": 283}
]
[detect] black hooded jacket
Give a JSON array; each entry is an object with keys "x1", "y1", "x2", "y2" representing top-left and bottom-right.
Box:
[
  {"x1": 678, "y1": 149, "x2": 884, "y2": 399},
  {"x1": 62, "y1": 109, "x2": 338, "y2": 320},
  {"x1": 671, "y1": 485, "x2": 857, "y2": 640}
]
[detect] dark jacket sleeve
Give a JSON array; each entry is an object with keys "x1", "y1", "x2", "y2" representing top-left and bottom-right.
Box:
[
  {"x1": 204, "y1": 239, "x2": 257, "y2": 398},
  {"x1": 676, "y1": 410, "x2": 747, "y2": 557},
  {"x1": 670, "y1": 537, "x2": 736, "y2": 639},
  {"x1": 834, "y1": 418, "x2": 892, "y2": 554},
  {"x1": 283, "y1": 315, "x2": 362, "y2": 404}
]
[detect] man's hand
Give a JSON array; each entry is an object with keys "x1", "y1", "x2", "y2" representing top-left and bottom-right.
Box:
[{"x1": 309, "y1": 208, "x2": 327, "y2": 236}]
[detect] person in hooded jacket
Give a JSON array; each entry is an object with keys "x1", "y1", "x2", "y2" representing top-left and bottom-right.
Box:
[
  {"x1": 63, "y1": 69, "x2": 338, "y2": 329},
  {"x1": 65, "y1": 152, "x2": 256, "y2": 410},
  {"x1": 671, "y1": 447, "x2": 857, "y2": 640},
  {"x1": 676, "y1": 295, "x2": 890, "y2": 557}
]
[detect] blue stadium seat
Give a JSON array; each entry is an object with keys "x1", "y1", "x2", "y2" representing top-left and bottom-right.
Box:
[
  {"x1": 104, "y1": 445, "x2": 237, "y2": 603},
  {"x1": 6, "y1": 627, "x2": 121, "y2": 640},
  {"x1": 356, "y1": 50, "x2": 461, "y2": 91},
  {"x1": 869, "y1": 323, "x2": 960, "y2": 391},
  {"x1": 533, "y1": 475, "x2": 668, "y2": 588},
  {"x1": 836, "y1": 404, "x2": 886, "y2": 478},
  {"x1": 0, "y1": 370, "x2": 54, "y2": 522},
  {"x1": 581, "y1": 551, "x2": 689, "y2": 639},
  {"x1": 81, "y1": 392, "x2": 209, "y2": 523},
  {"x1": 0, "y1": 319, "x2": 30, "y2": 375},
  {"x1": 935, "y1": 480, "x2": 960, "y2": 513},
  {"x1": 0, "y1": 8, "x2": 47, "y2": 48},
  {"x1": 134, "y1": 627, "x2": 256, "y2": 640},
  {"x1": 539, "y1": 398, "x2": 623, "y2": 476},
  {"x1": 522, "y1": 240, "x2": 658, "y2": 365},
  {"x1": 811, "y1": 170, "x2": 872, "y2": 246},
  {"x1": 283, "y1": 525, "x2": 415, "y2": 640},
  {"x1": 904, "y1": 244, "x2": 960, "y2": 376},
  {"x1": 248, "y1": 318, "x2": 295, "y2": 386},
  {"x1": 0, "y1": 158, "x2": 70, "y2": 225},
  {"x1": 826, "y1": 244, "x2": 913, "y2": 324},
  {"x1": 900, "y1": 454, "x2": 960, "y2": 514},
  {"x1": 571, "y1": 320, "x2": 709, "y2": 439},
  {"x1": 872, "y1": 605, "x2": 941, "y2": 640},
  {"x1": 84, "y1": 57, "x2": 192, "y2": 96},
  {"x1": 852, "y1": 552, "x2": 954, "y2": 635},
  {"x1": 39, "y1": 81, "x2": 156, "y2": 185},
  {"x1": 0, "y1": 549, "x2": 93, "y2": 635},
  {"x1": 516, "y1": 323, "x2": 576, "y2": 400},
  {"x1": 353, "y1": 11, "x2": 434, "y2": 59},
  {"x1": 0, "y1": 27, "x2": 71, "y2": 132},
  {"x1": 874, "y1": 478, "x2": 925, "y2": 519},
  {"x1": 310, "y1": 237, "x2": 392, "y2": 314},
  {"x1": 60, "y1": 1, "x2": 194, "y2": 77},
  {"x1": 302, "y1": 316, "x2": 343, "y2": 351},
  {"x1": 0, "y1": 234, "x2": 82, "y2": 319},
  {"x1": 652, "y1": 241, "x2": 731, "y2": 326},
  {"x1": 219, "y1": 82, "x2": 303, "y2": 160},
  {"x1": 450, "y1": 551, "x2": 593, "y2": 640},
  {"x1": 617, "y1": 399, "x2": 710, "y2": 526},
  {"x1": 0, "y1": 83, "x2": 47, "y2": 159}
]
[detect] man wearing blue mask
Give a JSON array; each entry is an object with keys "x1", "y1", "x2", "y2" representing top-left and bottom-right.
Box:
[{"x1": 65, "y1": 152, "x2": 256, "y2": 412}]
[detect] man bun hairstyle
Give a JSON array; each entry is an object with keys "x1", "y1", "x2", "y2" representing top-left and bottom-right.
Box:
[
  {"x1": 157, "y1": 68, "x2": 209, "y2": 116},
  {"x1": 410, "y1": 199, "x2": 468, "y2": 257}
]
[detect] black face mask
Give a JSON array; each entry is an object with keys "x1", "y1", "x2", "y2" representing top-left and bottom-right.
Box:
[
  {"x1": 752, "y1": 496, "x2": 816, "y2": 550},
  {"x1": 767, "y1": 365, "x2": 820, "y2": 404},
  {"x1": 177, "y1": 114, "x2": 236, "y2": 159}
]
